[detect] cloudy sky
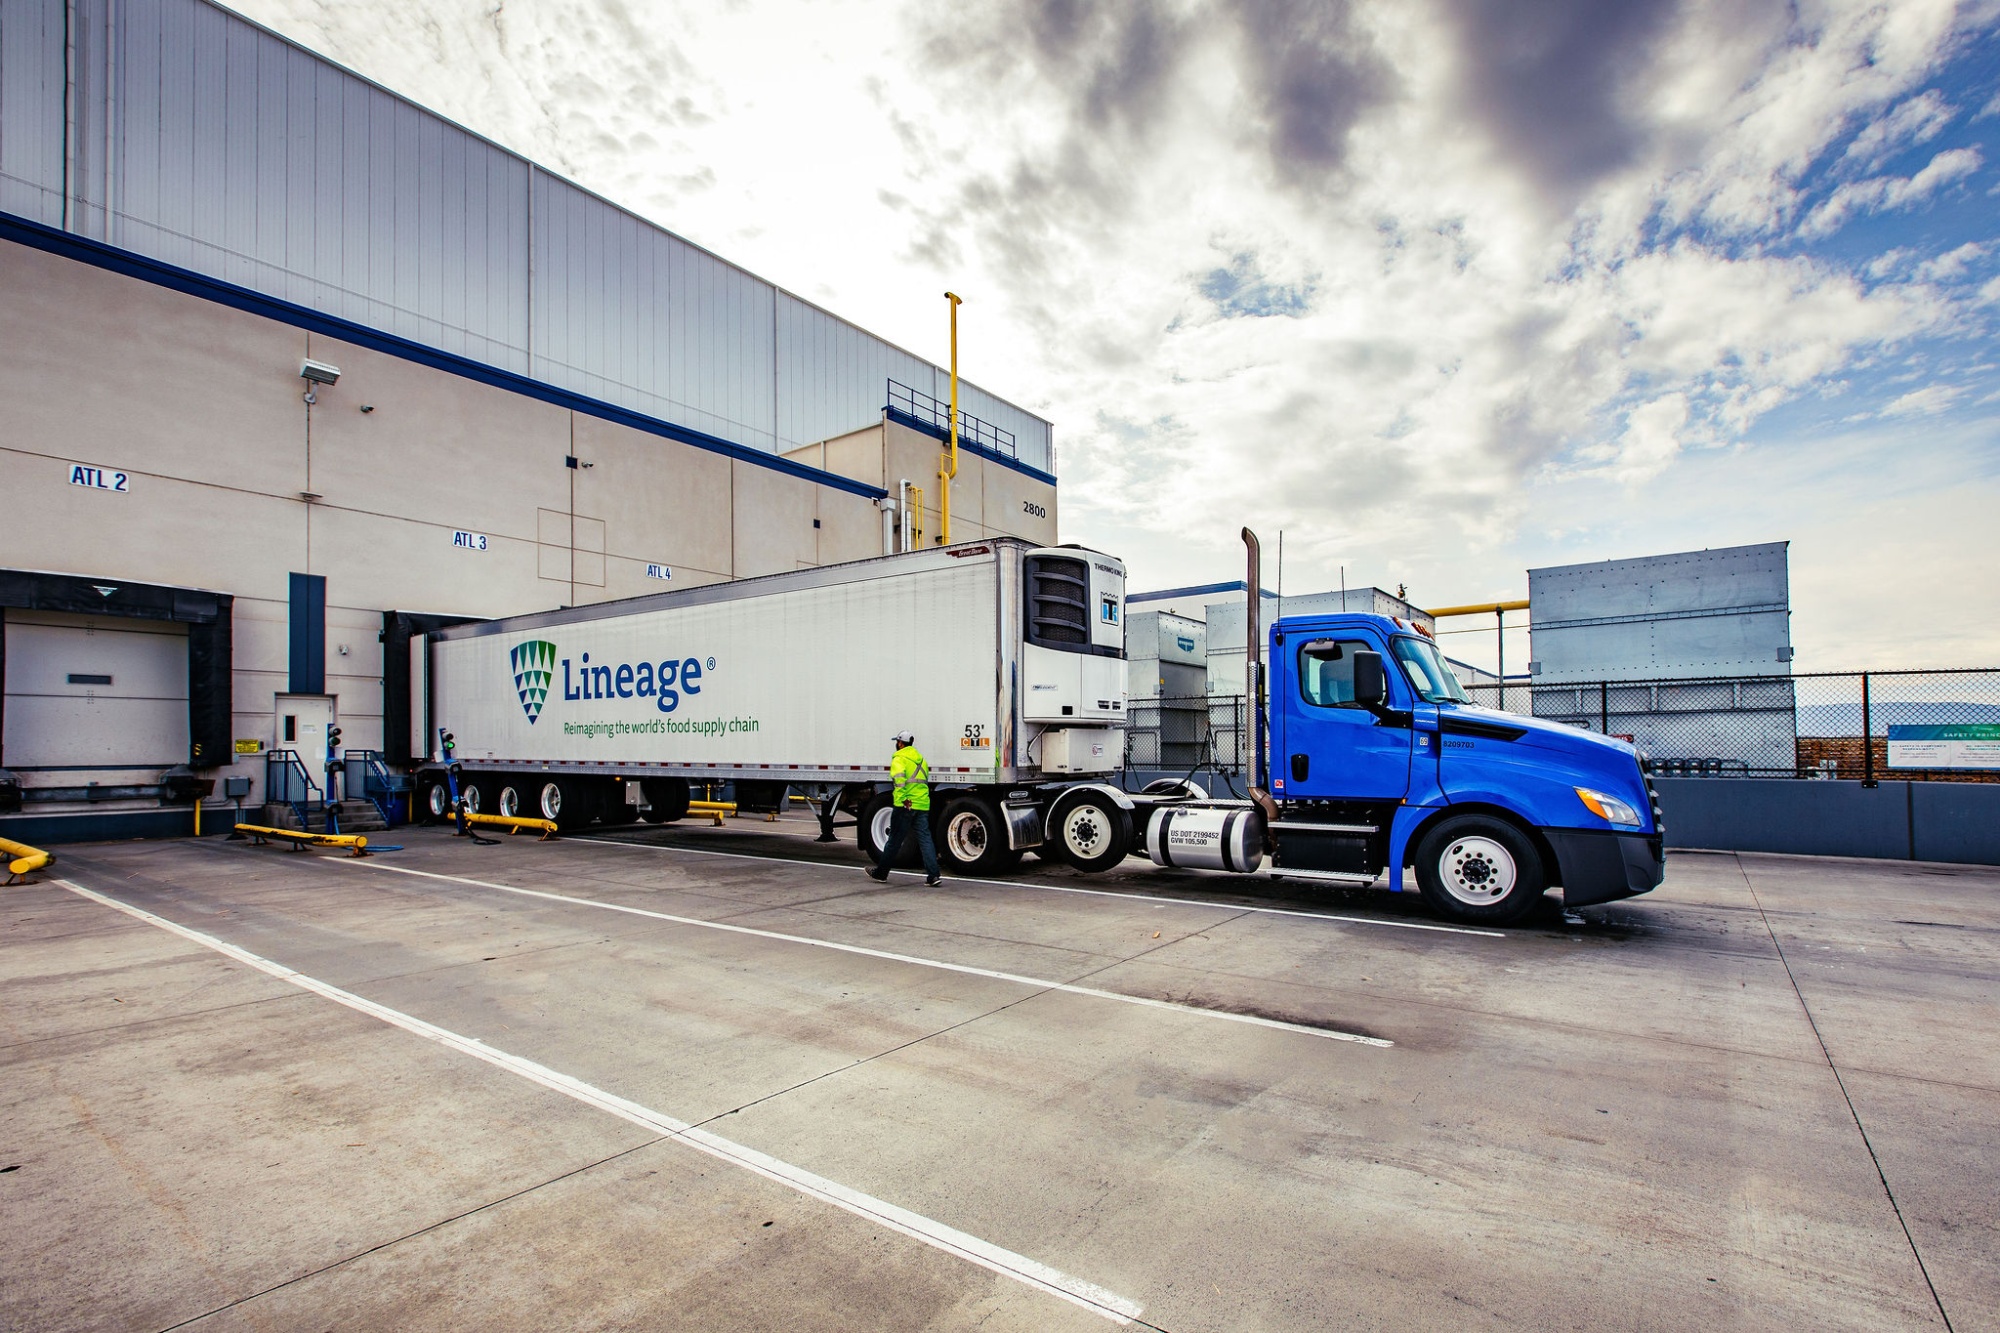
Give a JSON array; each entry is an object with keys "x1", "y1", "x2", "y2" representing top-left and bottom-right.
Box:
[{"x1": 238, "y1": 0, "x2": 2000, "y2": 672}]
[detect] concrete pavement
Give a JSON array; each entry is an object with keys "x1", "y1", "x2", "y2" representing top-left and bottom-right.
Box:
[{"x1": 2, "y1": 820, "x2": 1991, "y2": 1330}]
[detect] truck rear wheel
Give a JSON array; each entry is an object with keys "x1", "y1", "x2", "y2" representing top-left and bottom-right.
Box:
[
  {"x1": 937, "y1": 797, "x2": 1021, "y2": 876},
  {"x1": 420, "y1": 777, "x2": 452, "y2": 824},
  {"x1": 535, "y1": 777, "x2": 597, "y2": 831},
  {"x1": 641, "y1": 778, "x2": 691, "y2": 824},
  {"x1": 1413, "y1": 814, "x2": 1546, "y2": 925},
  {"x1": 858, "y1": 790, "x2": 921, "y2": 868},
  {"x1": 1049, "y1": 791, "x2": 1131, "y2": 874},
  {"x1": 495, "y1": 780, "x2": 524, "y2": 818}
]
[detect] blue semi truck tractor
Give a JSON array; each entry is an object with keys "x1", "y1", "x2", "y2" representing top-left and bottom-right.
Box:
[{"x1": 1124, "y1": 530, "x2": 1665, "y2": 926}]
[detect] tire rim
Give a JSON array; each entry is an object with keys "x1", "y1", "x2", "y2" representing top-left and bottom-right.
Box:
[
  {"x1": 539, "y1": 782, "x2": 563, "y2": 821},
  {"x1": 1440, "y1": 835, "x2": 1517, "y2": 905},
  {"x1": 427, "y1": 784, "x2": 448, "y2": 818},
  {"x1": 463, "y1": 786, "x2": 483, "y2": 815},
  {"x1": 498, "y1": 787, "x2": 519, "y2": 817},
  {"x1": 944, "y1": 810, "x2": 988, "y2": 862},
  {"x1": 869, "y1": 806, "x2": 896, "y2": 852},
  {"x1": 1061, "y1": 805, "x2": 1108, "y2": 858}
]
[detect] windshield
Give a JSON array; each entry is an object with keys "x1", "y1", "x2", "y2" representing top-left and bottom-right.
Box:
[{"x1": 1390, "y1": 636, "x2": 1469, "y2": 704}]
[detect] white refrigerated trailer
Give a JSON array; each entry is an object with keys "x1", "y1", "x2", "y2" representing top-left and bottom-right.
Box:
[{"x1": 411, "y1": 539, "x2": 1147, "y2": 873}]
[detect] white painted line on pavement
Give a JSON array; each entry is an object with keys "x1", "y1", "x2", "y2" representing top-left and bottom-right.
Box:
[
  {"x1": 327, "y1": 858, "x2": 1393, "y2": 1048},
  {"x1": 583, "y1": 834, "x2": 1504, "y2": 938},
  {"x1": 55, "y1": 877, "x2": 1146, "y2": 1326}
]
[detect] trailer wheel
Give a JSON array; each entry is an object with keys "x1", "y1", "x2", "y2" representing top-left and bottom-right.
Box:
[
  {"x1": 460, "y1": 782, "x2": 485, "y2": 816},
  {"x1": 1412, "y1": 814, "x2": 1546, "y2": 925},
  {"x1": 641, "y1": 778, "x2": 691, "y2": 824},
  {"x1": 535, "y1": 777, "x2": 597, "y2": 831},
  {"x1": 1049, "y1": 792, "x2": 1132, "y2": 874},
  {"x1": 938, "y1": 797, "x2": 1022, "y2": 875},
  {"x1": 858, "y1": 791, "x2": 921, "y2": 868},
  {"x1": 495, "y1": 781, "x2": 523, "y2": 818},
  {"x1": 419, "y1": 778, "x2": 452, "y2": 825}
]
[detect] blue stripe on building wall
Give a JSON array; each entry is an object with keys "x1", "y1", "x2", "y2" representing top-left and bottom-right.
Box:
[{"x1": 0, "y1": 210, "x2": 895, "y2": 502}]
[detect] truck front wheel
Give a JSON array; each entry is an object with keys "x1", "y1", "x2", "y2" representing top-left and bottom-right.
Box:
[
  {"x1": 1049, "y1": 792, "x2": 1132, "y2": 874},
  {"x1": 1412, "y1": 815, "x2": 1546, "y2": 925},
  {"x1": 937, "y1": 797, "x2": 1022, "y2": 876}
]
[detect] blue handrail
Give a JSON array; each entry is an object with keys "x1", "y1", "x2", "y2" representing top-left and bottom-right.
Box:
[
  {"x1": 264, "y1": 749, "x2": 321, "y2": 831},
  {"x1": 347, "y1": 750, "x2": 407, "y2": 827}
]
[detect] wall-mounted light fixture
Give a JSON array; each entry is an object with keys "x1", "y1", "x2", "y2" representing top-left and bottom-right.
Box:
[{"x1": 300, "y1": 358, "x2": 341, "y2": 405}]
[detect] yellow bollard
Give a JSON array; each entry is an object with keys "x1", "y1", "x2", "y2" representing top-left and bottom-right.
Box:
[
  {"x1": 232, "y1": 824, "x2": 370, "y2": 856},
  {"x1": 461, "y1": 812, "x2": 560, "y2": 841},
  {"x1": 0, "y1": 836, "x2": 54, "y2": 883}
]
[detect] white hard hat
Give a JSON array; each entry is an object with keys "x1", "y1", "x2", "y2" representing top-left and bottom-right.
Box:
[{"x1": 892, "y1": 730, "x2": 914, "y2": 746}]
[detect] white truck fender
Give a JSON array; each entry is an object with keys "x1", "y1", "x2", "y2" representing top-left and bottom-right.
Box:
[{"x1": 1050, "y1": 781, "x2": 1135, "y2": 812}]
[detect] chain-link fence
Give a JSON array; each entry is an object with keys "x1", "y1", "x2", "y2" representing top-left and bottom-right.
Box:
[
  {"x1": 1125, "y1": 695, "x2": 1248, "y2": 776},
  {"x1": 1465, "y1": 670, "x2": 2000, "y2": 782},
  {"x1": 1123, "y1": 672, "x2": 2000, "y2": 783}
]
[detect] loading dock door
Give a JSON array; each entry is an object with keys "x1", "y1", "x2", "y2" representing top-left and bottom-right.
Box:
[{"x1": 3, "y1": 611, "x2": 190, "y2": 768}]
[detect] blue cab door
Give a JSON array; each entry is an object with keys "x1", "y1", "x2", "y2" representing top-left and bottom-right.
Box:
[{"x1": 1273, "y1": 627, "x2": 1413, "y2": 800}]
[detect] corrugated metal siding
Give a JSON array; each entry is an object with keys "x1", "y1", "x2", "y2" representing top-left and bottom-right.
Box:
[
  {"x1": 0, "y1": 0, "x2": 1056, "y2": 474},
  {"x1": 1528, "y1": 542, "x2": 1792, "y2": 683},
  {"x1": 0, "y1": 0, "x2": 68, "y2": 225}
]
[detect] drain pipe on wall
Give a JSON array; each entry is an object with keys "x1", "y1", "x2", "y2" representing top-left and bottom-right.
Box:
[{"x1": 875, "y1": 497, "x2": 897, "y2": 555}]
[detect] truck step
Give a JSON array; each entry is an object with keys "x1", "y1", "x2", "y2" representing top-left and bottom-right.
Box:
[
  {"x1": 1267, "y1": 821, "x2": 1377, "y2": 835},
  {"x1": 1270, "y1": 867, "x2": 1377, "y2": 886}
]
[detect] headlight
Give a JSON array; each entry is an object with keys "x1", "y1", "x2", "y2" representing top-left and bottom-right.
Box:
[{"x1": 1575, "y1": 787, "x2": 1643, "y2": 827}]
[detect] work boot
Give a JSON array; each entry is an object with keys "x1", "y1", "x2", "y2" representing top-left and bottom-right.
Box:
[{"x1": 867, "y1": 865, "x2": 889, "y2": 882}]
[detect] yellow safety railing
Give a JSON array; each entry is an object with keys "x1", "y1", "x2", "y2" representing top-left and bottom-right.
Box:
[
  {"x1": 1, "y1": 836, "x2": 54, "y2": 883},
  {"x1": 234, "y1": 824, "x2": 370, "y2": 856},
  {"x1": 462, "y1": 812, "x2": 559, "y2": 840},
  {"x1": 688, "y1": 800, "x2": 735, "y2": 827}
]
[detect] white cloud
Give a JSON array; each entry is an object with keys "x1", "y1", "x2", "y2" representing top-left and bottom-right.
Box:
[
  {"x1": 1801, "y1": 146, "x2": 1984, "y2": 237},
  {"x1": 1838, "y1": 89, "x2": 1954, "y2": 170},
  {"x1": 1880, "y1": 384, "x2": 1965, "y2": 416},
  {"x1": 229, "y1": 0, "x2": 2000, "y2": 661},
  {"x1": 1916, "y1": 242, "x2": 1988, "y2": 281}
]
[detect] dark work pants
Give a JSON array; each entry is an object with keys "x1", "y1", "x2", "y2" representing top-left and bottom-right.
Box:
[{"x1": 879, "y1": 806, "x2": 941, "y2": 879}]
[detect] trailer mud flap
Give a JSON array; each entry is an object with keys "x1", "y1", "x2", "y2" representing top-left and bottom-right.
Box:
[{"x1": 1004, "y1": 802, "x2": 1044, "y2": 850}]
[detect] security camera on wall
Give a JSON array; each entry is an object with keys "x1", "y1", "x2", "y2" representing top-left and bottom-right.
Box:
[{"x1": 299, "y1": 359, "x2": 341, "y2": 385}]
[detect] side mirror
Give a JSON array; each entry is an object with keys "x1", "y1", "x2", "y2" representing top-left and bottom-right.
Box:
[{"x1": 1353, "y1": 651, "x2": 1387, "y2": 707}]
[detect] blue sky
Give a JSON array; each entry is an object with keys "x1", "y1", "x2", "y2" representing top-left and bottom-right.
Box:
[{"x1": 244, "y1": 0, "x2": 2000, "y2": 671}]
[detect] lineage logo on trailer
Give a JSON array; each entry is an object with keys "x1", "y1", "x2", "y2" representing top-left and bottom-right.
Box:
[{"x1": 510, "y1": 640, "x2": 557, "y2": 724}]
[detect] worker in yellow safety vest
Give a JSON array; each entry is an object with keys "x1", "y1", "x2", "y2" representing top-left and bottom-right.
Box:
[{"x1": 868, "y1": 730, "x2": 942, "y2": 885}]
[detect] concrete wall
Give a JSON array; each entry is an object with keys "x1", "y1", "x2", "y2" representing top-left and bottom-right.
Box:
[
  {"x1": 1655, "y1": 778, "x2": 2000, "y2": 866},
  {"x1": 0, "y1": 235, "x2": 1056, "y2": 826},
  {"x1": 784, "y1": 419, "x2": 1057, "y2": 549}
]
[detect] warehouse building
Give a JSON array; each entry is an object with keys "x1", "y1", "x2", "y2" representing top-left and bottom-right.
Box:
[{"x1": 0, "y1": 0, "x2": 1059, "y2": 840}]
